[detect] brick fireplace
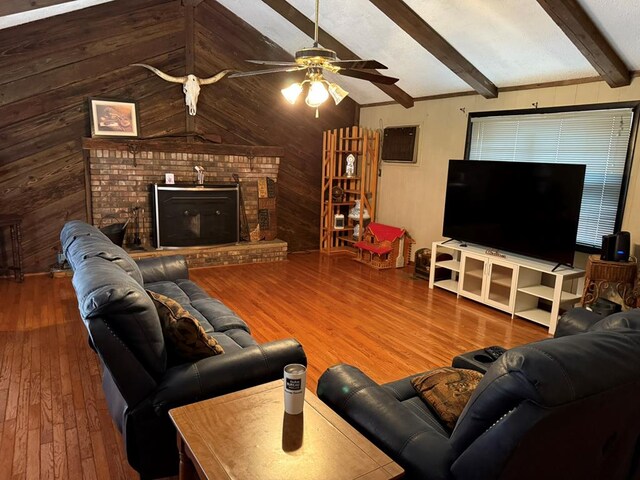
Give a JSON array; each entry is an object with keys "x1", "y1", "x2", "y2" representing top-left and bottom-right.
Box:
[{"x1": 82, "y1": 138, "x2": 287, "y2": 266}]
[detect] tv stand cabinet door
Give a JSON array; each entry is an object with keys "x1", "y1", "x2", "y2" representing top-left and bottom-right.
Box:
[
  {"x1": 484, "y1": 260, "x2": 517, "y2": 313},
  {"x1": 459, "y1": 252, "x2": 488, "y2": 302}
]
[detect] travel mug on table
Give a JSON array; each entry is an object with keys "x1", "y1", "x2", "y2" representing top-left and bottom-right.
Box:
[{"x1": 283, "y1": 364, "x2": 306, "y2": 415}]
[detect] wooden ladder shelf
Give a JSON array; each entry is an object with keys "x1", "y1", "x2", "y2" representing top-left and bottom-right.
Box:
[{"x1": 320, "y1": 126, "x2": 380, "y2": 255}]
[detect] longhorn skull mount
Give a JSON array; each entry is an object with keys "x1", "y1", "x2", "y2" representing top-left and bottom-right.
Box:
[{"x1": 130, "y1": 64, "x2": 234, "y2": 115}]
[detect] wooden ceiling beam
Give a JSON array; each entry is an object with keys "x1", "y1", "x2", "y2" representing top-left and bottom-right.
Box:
[
  {"x1": 260, "y1": 0, "x2": 414, "y2": 108},
  {"x1": 536, "y1": 0, "x2": 630, "y2": 87},
  {"x1": 0, "y1": 0, "x2": 73, "y2": 17},
  {"x1": 181, "y1": 0, "x2": 206, "y2": 6},
  {"x1": 185, "y1": 4, "x2": 196, "y2": 133},
  {"x1": 369, "y1": 0, "x2": 497, "y2": 99}
]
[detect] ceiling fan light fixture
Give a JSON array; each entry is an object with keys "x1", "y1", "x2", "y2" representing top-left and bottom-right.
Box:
[
  {"x1": 305, "y1": 80, "x2": 329, "y2": 108},
  {"x1": 235, "y1": 0, "x2": 397, "y2": 117},
  {"x1": 328, "y1": 82, "x2": 349, "y2": 105},
  {"x1": 281, "y1": 82, "x2": 303, "y2": 104}
]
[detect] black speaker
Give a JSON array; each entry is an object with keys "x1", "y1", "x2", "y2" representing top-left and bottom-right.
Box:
[{"x1": 601, "y1": 231, "x2": 630, "y2": 262}]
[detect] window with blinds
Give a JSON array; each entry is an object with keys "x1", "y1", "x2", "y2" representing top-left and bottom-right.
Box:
[{"x1": 466, "y1": 106, "x2": 636, "y2": 250}]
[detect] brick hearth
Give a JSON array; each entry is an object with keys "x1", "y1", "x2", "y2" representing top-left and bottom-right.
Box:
[{"x1": 128, "y1": 240, "x2": 287, "y2": 268}]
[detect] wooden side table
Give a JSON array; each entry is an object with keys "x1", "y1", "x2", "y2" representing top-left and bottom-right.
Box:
[
  {"x1": 581, "y1": 254, "x2": 637, "y2": 308},
  {"x1": 169, "y1": 380, "x2": 403, "y2": 480},
  {"x1": 0, "y1": 214, "x2": 24, "y2": 282}
]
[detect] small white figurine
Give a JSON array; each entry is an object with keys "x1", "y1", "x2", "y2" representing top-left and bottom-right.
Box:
[
  {"x1": 345, "y1": 154, "x2": 356, "y2": 178},
  {"x1": 195, "y1": 166, "x2": 205, "y2": 185},
  {"x1": 348, "y1": 200, "x2": 370, "y2": 220}
]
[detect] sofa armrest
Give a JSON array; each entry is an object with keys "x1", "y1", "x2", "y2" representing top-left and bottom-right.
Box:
[
  {"x1": 87, "y1": 317, "x2": 158, "y2": 408},
  {"x1": 555, "y1": 307, "x2": 603, "y2": 337},
  {"x1": 136, "y1": 255, "x2": 189, "y2": 284},
  {"x1": 317, "y1": 364, "x2": 454, "y2": 480},
  {"x1": 151, "y1": 338, "x2": 306, "y2": 414}
]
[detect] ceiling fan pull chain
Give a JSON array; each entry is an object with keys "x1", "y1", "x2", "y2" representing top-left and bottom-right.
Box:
[{"x1": 314, "y1": 0, "x2": 320, "y2": 47}]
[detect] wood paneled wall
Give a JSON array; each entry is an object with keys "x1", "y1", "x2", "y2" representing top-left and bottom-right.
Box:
[
  {"x1": 0, "y1": 0, "x2": 186, "y2": 273},
  {"x1": 0, "y1": 0, "x2": 357, "y2": 273}
]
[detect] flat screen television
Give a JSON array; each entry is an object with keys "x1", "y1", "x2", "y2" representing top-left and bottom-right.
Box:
[{"x1": 443, "y1": 160, "x2": 586, "y2": 266}]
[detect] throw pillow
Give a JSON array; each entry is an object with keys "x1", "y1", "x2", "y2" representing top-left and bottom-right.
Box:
[
  {"x1": 411, "y1": 367, "x2": 483, "y2": 431},
  {"x1": 147, "y1": 290, "x2": 224, "y2": 363}
]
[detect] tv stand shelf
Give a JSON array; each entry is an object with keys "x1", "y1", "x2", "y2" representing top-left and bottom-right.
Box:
[{"x1": 429, "y1": 240, "x2": 585, "y2": 334}]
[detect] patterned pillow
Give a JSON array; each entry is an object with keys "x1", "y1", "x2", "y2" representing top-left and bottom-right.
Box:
[
  {"x1": 147, "y1": 290, "x2": 224, "y2": 363},
  {"x1": 411, "y1": 367, "x2": 483, "y2": 431}
]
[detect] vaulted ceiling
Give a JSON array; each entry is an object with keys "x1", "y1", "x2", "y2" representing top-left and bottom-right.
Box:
[{"x1": 2, "y1": 0, "x2": 639, "y2": 107}]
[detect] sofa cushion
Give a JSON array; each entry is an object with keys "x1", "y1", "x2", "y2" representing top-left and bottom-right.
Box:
[
  {"x1": 146, "y1": 281, "x2": 192, "y2": 305},
  {"x1": 382, "y1": 375, "x2": 451, "y2": 437},
  {"x1": 190, "y1": 299, "x2": 249, "y2": 333},
  {"x1": 147, "y1": 291, "x2": 224, "y2": 364},
  {"x1": 223, "y1": 328, "x2": 258, "y2": 348},
  {"x1": 62, "y1": 221, "x2": 143, "y2": 285},
  {"x1": 174, "y1": 279, "x2": 210, "y2": 301},
  {"x1": 145, "y1": 280, "x2": 250, "y2": 334},
  {"x1": 588, "y1": 309, "x2": 640, "y2": 332},
  {"x1": 72, "y1": 257, "x2": 166, "y2": 379},
  {"x1": 411, "y1": 367, "x2": 483, "y2": 431},
  {"x1": 209, "y1": 333, "x2": 244, "y2": 353},
  {"x1": 72, "y1": 235, "x2": 143, "y2": 284},
  {"x1": 61, "y1": 219, "x2": 111, "y2": 253}
]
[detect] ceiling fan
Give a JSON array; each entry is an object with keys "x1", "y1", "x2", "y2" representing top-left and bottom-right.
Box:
[{"x1": 229, "y1": 0, "x2": 399, "y2": 116}]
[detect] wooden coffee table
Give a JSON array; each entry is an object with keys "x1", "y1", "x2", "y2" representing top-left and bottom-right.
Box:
[{"x1": 169, "y1": 380, "x2": 404, "y2": 480}]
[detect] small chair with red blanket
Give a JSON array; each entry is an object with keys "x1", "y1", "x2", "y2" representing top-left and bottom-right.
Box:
[{"x1": 354, "y1": 222, "x2": 414, "y2": 269}]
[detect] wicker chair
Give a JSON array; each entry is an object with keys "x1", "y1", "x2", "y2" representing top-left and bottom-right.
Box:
[{"x1": 354, "y1": 222, "x2": 414, "y2": 269}]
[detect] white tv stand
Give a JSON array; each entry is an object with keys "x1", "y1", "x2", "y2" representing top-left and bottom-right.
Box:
[{"x1": 428, "y1": 240, "x2": 585, "y2": 334}]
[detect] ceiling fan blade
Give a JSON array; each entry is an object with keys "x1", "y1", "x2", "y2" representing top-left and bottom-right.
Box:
[
  {"x1": 247, "y1": 60, "x2": 299, "y2": 66},
  {"x1": 330, "y1": 59, "x2": 387, "y2": 70},
  {"x1": 336, "y1": 68, "x2": 399, "y2": 85},
  {"x1": 229, "y1": 66, "x2": 306, "y2": 78}
]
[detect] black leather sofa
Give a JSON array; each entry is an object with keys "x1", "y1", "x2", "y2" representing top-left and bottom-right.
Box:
[
  {"x1": 318, "y1": 310, "x2": 640, "y2": 480},
  {"x1": 61, "y1": 221, "x2": 306, "y2": 479}
]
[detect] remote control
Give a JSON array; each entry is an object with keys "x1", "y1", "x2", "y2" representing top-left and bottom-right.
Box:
[{"x1": 484, "y1": 345, "x2": 507, "y2": 361}]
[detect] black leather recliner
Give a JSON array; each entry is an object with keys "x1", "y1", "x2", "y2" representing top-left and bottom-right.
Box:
[
  {"x1": 61, "y1": 221, "x2": 306, "y2": 479},
  {"x1": 554, "y1": 305, "x2": 634, "y2": 337},
  {"x1": 318, "y1": 310, "x2": 640, "y2": 480}
]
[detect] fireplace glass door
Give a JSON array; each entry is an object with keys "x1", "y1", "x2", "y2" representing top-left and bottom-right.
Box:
[{"x1": 152, "y1": 185, "x2": 239, "y2": 248}]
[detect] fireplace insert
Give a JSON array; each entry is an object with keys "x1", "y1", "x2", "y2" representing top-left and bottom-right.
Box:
[{"x1": 151, "y1": 184, "x2": 239, "y2": 248}]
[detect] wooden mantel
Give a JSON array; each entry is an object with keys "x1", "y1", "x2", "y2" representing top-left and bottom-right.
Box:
[{"x1": 81, "y1": 137, "x2": 286, "y2": 158}]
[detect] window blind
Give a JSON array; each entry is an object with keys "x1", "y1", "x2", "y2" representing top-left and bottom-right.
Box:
[{"x1": 468, "y1": 108, "x2": 634, "y2": 249}]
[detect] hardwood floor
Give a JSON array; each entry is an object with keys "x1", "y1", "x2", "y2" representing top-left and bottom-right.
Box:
[{"x1": 0, "y1": 252, "x2": 549, "y2": 479}]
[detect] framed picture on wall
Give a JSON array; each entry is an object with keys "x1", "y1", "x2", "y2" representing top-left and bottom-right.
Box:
[{"x1": 89, "y1": 98, "x2": 140, "y2": 137}]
